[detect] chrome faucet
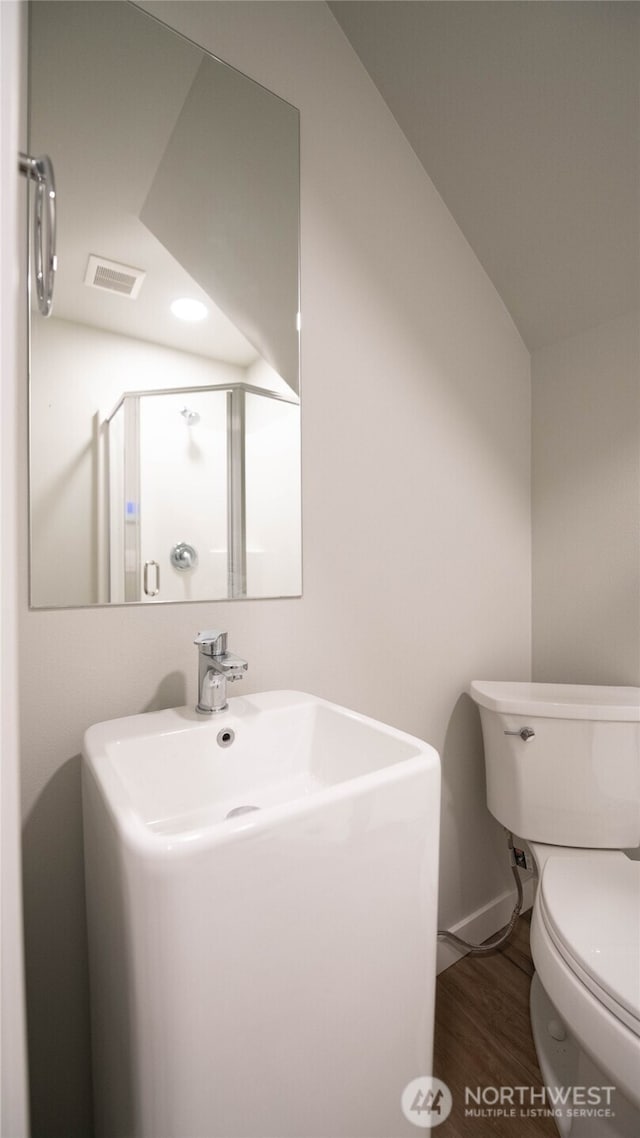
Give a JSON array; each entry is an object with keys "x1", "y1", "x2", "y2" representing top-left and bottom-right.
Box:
[{"x1": 194, "y1": 630, "x2": 248, "y2": 714}]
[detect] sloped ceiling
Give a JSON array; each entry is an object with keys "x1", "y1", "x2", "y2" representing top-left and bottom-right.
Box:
[
  {"x1": 141, "y1": 53, "x2": 299, "y2": 393},
  {"x1": 30, "y1": 1, "x2": 300, "y2": 387},
  {"x1": 329, "y1": 1, "x2": 640, "y2": 351}
]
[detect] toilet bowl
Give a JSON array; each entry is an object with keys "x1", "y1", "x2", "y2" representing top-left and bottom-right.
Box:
[
  {"x1": 469, "y1": 681, "x2": 640, "y2": 1138},
  {"x1": 530, "y1": 844, "x2": 640, "y2": 1135}
]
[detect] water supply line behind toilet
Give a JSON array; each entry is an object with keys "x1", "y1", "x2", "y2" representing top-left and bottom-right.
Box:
[{"x1": 437, "y1": 830, "x2": 524, "y2": 956}]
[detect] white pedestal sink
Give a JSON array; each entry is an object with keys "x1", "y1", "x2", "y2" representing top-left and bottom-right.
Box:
[{"x1": 82, "y1": 690, "x2": 440, "y2": 1138}]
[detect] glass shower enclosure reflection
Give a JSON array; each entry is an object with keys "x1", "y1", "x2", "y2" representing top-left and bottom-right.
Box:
[{"x1": 107, "y1": 384, "x2": 301, "y2": 603}]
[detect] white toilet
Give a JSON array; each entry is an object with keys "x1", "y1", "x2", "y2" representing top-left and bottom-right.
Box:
[{"x1": 470, "y1": 681, "x2": 640, "y2": 1138}]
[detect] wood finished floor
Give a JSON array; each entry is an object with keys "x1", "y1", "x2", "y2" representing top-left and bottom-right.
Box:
[{"x1": 432, "y1": 912, "x2": 558, "y2": 1137}]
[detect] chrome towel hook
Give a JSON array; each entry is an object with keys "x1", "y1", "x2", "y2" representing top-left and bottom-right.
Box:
[{"x1": 19, "y1": 152, "x2": 57, "y2": 318}]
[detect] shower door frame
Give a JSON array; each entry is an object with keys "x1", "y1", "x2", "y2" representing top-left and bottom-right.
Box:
[{"x1": 105, "y1": 381, "x2": 298, "y2": 603}]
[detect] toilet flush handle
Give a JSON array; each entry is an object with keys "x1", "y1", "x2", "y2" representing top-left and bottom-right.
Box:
[{"x1": 504, "y1": 726, "x2": 536, "y2": 742}]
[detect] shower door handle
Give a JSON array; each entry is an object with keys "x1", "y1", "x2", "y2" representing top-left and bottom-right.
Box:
[{"x1": 143, "y1": 561, "x2": 160, "y2": 597}]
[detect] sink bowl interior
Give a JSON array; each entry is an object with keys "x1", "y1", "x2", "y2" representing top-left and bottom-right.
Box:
[{"x1": 86, "y1": 691, "x2": 425, "y2": 836}]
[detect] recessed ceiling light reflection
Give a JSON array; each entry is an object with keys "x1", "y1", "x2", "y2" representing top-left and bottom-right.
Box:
[{"x1": 170, "y1": 297, "x2": 208, "y2": 322}]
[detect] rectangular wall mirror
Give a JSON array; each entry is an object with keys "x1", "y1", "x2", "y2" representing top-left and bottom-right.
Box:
[{"x1": 27, "y1": 0, "x2": 301, "y2": 607}]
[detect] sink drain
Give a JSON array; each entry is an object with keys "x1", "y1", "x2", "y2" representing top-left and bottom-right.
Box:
[{"x1": 225, "y1": 805, "x2": 260, "y2": 819}]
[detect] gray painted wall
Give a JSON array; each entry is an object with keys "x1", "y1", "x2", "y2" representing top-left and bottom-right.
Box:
[{"x1": 532, "y1": 311, "x2": 640, "y2": 685}]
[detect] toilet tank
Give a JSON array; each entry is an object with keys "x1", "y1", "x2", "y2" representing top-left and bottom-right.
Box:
[{"x1": 470, "y1": 682, "x2": 640, "y2": 848}]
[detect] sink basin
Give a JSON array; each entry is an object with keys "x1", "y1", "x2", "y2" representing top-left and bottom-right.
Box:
[
  {"x1": 82, "y1": 690, "x2": 440, "y2": 1138},
  {"x1": 85, "y1": 689, "x2": 434, "y2": 841}
]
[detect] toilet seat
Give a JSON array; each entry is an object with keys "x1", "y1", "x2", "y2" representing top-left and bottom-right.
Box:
[
  {"x1": 538, "y1": 854, "x2": 640, "y2": 1037},
  {"x1": 530, "y1": 852, "x2": 640, "y2": 1110}
]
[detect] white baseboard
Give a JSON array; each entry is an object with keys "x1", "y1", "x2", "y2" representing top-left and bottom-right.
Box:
[{"x1": 436, "y1": 874, "x2": 536, "y2": 974}]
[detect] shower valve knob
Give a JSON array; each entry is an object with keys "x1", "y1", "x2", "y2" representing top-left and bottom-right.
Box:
[{"x1": 170, "y1": 542, "x2": 198, "y2": 571}]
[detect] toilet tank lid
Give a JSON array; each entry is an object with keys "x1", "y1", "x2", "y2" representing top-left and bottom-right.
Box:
[{"x1": 469, "y1": 681, "x2": 640, "y2": 721}]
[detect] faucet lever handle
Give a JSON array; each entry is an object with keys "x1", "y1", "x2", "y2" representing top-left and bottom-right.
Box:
[{"x1": 194, "y1": 629, "x2": 227, "y2": 655}]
